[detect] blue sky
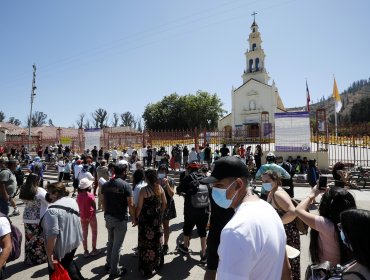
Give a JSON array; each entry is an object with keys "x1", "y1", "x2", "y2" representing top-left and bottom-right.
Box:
[{"x1": 1, "y1": 0, "x2": 369, "y2": 128}]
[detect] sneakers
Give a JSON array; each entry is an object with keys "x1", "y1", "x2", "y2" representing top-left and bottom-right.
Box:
[
  {"x1": 200, "y1": 251, "x2": 207, "y2": 264},
  {"x1": 178, "y1": 243, "x2": 189, "y2": 254},
  {"x1": 108, "y1": 268, "x2": 127, "y2": 279},
  {"x1": 89, "y1": 249, "x2": 101, "y2": 257},
  {"x1": 9, "y1": 208, "x2": 20, "y2": 217},
  {"x1": 162, "y1": 244, "x2": 168, "y2": 255},
  {"x1": 83, "y1": 250, "x2": 90, "y2": 258},
  {"x1": 104, "y1": 263, "x2": 111, "y2": 273}
]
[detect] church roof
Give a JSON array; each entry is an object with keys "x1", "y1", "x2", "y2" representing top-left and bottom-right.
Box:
[
  {"x1": 234, "y1": 78, "x2": 271, "y2": 92},
  {"x1": 219, "y1": 113, "x2": 231, "y2": 121}
]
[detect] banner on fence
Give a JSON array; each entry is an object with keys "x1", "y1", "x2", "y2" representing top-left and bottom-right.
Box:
[
  {"x1": 84, "y1": 128, "x2": 101, "y2": 151},
  {"x1": 60, "y1": 137, "x2": 72, "y2": 145},
  {"x1": 275, "y1": 112, "x2": 311, "y2": 152}
]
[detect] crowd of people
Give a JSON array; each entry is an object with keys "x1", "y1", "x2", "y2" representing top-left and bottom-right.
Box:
[{"x1": 0, "y1": 143, "x2": 369, "y2": 280}]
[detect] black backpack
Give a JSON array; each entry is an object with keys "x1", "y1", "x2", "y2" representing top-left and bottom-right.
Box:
[
  {"x1": 0, "y1": 213, "x2": 22, "y2": 262},
  {"x1": 189, "y1": 173, "x2": 209, "y2": 209}
]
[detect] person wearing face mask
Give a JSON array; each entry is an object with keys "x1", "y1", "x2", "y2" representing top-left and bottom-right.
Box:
[
  {"x1": 255, "y1": 153, "x2": 291, "y2": 199},
  {"x1": 295, "y1": 186, "x2": 356, "y2": 268},
  {"x1": 41, "y1": 182, "x2": 85, "y2": 280},
  {"x1": 339, "y1": 209, "x2": 370, "y2": 279},
  {"x1": 262, "y1": 170, "x2": 300, "y2": 280},
  {"x1": 157, "y1": 165, "x2": 176, "y2": 255},
  {"x1": 201, "y1": 156, "x2": 287, "y2": 280},
  {"x1": 177, "y1": 162, "x2": 209, "y2": 264}
]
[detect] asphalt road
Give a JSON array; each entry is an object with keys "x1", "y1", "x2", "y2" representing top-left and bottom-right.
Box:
[{"x1": 4, "y1": 174, "x2": 370, "y2": 280}]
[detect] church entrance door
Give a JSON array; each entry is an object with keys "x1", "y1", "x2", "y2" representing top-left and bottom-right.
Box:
[{"x1": 247, "y1": 124, "x2": 259, "y2": 138}]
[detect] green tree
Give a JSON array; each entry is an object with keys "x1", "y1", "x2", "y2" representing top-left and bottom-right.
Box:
[
  {"x1": 8, "y1": 117, "x2": 21, "y2": 126},
  {"x1": 0, "y1": 111, "x2": 5, "y2": 122},
  {"x1": 91, "y1": 108, "x2": 109, "y2": 128},
  {"x1": 142, "y1": 91, "x2": 225, "y2": 130},
  {"x1": 27, "y1": 111, "x2": 48, "y2": 127},
  {"x1": 111, "y1": 113, "x2": 120, "y2": 127},
  {"x1": 120, "y1": 111, "x2": 135, "y2": 127},
  {"x1": 350, "y1": 96, "x2": 370, "y2": 123},
  {"x1": 76, "y1": 113, "x2": 85, "y2": 129}
]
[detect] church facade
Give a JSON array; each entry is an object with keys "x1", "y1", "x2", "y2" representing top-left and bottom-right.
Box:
[{"x1": 218, "y1": 19, "x2": 285, "y2": 137}]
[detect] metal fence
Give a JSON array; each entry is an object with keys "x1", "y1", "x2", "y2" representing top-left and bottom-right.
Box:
[{"x1": 4, "y1": 124, "x2": 370, "y2": 167}]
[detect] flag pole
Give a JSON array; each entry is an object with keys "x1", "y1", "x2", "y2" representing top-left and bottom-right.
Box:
[
  {"x1": 333, "y1": 74, "x2": 338, "y2": 139},
  {"x1": 334, "y1": 106, "x2": 338, "y2": 138}
]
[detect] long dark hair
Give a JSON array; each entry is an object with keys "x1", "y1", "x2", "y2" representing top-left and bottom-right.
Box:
[
  {"x1": 145, "y1": 169, "x2": 161, "y2": 197},
  {"x1": 340, "y1": 209, "x2": 370, "y2": 271},
  {"x1": 132, "y1": 169, "x2": 145, "y2": 189},
  {"x1": 19, "y1": 173, "x2": 39, "y2": 200},
  {"x1": 309, "y1": 187, "x2": 356, "y2": 264}
]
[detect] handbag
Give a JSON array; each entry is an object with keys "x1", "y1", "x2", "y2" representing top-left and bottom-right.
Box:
[{"x1": 51, "y1": 261, "x2": 71, "y2": 280}]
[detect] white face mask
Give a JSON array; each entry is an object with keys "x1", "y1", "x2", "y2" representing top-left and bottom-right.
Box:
[{"x1": 262, "y1": 182, "x2": 273, "y2": 192}]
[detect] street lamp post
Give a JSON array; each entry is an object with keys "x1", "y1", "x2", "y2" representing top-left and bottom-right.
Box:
[{"x1": 28, "y1": 64, "x2": 37, "y2": 153}]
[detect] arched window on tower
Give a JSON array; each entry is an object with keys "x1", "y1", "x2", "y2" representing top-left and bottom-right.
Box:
[
  {"x1": 249, "y1": 59, "x2": 253, "y2": 72},
  {"x1": 255, "y1": 58, "x2": 260, "y2": 71},
  {"x1": 252, "y1": 43, "x2": 256, "y2": 51}
]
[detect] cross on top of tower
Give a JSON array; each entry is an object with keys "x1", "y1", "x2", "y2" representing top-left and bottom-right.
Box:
[{"x1": 251, "y1": 11, "x2": 257, "y2": 23}]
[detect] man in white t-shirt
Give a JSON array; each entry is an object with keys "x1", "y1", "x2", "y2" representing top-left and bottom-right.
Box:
[
  {"x1": 111, "y1": 147, "x2": 119, "y2": 163},
  {"x1": 141, "y1": 146, "x2": 147, "y2": 166},
  {"x1": 201, "y1": 156, "x2": 287, "y2": 280},
  {"x1": 0, "y1": 215, "x2": 12, "y2": 277}
]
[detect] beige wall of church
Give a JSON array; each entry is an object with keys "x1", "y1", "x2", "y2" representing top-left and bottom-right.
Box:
[{"x1": 233, "y1": 81, "x2": 276, "y2": 126}]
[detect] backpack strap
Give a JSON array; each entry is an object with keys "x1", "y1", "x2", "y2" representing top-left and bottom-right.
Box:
[
  {"x1": 48, "y1": 205, "x2": 80, "y2": 217},
  {"x1": 341, "y1": 271, "x2": 367, "y2": 280}
]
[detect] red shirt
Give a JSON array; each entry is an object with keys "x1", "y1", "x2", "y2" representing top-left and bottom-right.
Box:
[{"x1": 76, "y1": 191, "x2": 95, "y2": 219}]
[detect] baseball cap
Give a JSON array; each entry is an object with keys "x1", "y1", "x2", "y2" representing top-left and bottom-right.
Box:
[{"x1": 200, "y1": 156, "x2": 249, "y2": 184}]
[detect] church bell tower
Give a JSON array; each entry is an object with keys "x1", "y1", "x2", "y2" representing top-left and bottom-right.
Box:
[{"x1": 242, "y1": 14, "x2": 269, "y2": 84}]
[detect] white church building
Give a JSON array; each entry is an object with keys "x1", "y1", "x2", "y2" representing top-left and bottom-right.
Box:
[{"x1": 218, "y1": 19, "x2": 286, "y2": 137}]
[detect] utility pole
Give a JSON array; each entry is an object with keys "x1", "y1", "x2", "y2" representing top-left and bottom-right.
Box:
[{"x1": 28, "y1": 64, "x2": 37, "y2": 153}]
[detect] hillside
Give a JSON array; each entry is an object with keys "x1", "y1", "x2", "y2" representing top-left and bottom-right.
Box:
[{"x1": 287, "y1": 78, "x2": 370, "y2": 123}]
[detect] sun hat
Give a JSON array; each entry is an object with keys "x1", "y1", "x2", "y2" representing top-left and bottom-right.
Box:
[{"x1": 79, "y1": 178, "x2": 93, "y2": 189}]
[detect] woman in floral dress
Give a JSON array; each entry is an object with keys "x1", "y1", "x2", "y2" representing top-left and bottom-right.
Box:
[
  {"x1": 262, "y1": 170, "x2": 301, "y2": 280},
  {"x1": 19, "y1": 174, "x2": 49, "y2": 265},
  {"x1": 136, "y1": 169, "x2": 167, "y2": 277}
]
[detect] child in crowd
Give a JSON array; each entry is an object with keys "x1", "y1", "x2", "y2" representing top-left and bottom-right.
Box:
[{"x1": 77, "y1": 178, "x2": 101, "y2": 257}]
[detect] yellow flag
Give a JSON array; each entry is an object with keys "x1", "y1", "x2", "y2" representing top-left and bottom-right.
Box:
[{"x1": 332, "y1": 78, "x2": 342, "y2": 113}]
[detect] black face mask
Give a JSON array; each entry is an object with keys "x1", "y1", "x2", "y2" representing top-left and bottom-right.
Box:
[{"x1": 45, "y1": 193, "x2": 53, "y2": 203}]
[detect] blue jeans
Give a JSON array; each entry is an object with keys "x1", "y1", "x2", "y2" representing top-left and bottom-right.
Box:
[{"x1": 105, "y1": 215, "x2": 128, "y2": 275}]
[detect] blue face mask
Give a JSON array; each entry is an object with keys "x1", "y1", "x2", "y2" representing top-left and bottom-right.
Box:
[
  {"x1": 158, "y1": 173, "x2": 166, "y2": 179},
  {"x1": 262, "y1": 182, "x2": 273, "y2": 192},
  {"x1": 212, "y1": 181, "x2": 236, "y2": 209},
  {"x1": 340, "y1": 230, "x2": 351, "y2": 250}
]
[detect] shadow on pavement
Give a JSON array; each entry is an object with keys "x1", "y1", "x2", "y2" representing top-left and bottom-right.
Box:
[
  {"x1": 5, "y1": 261, "x2": 48, "y2": 279},
  {"x1": 169, "y1": 222, "x2": 184, "y2": 232},
  {"x1": 157, "y1": 255, "x2": 204, "y2": 279}
]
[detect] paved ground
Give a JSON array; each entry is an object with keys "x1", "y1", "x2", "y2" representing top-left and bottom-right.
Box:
[{"x1": 4, "y1": 172, "x2": 370, "y2": 279}]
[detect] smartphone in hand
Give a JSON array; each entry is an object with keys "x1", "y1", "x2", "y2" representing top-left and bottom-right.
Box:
[{"x1": 318, "y1": 176, "x2": 328, "y2": 190}]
